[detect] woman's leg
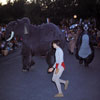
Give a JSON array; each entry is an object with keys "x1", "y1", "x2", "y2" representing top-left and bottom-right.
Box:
[{"x1": 52, "y1": 68, "x2": 64, "y2": 94}]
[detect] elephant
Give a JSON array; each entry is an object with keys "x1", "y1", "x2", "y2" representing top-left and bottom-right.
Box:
[{"x1": 6, "y1": 17, "x2": 66, "y2": 71}]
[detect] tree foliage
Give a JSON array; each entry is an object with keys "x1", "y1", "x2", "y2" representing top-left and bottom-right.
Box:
[{"x1": 0, "y1": 0, "x2": 99, "y2": 25}]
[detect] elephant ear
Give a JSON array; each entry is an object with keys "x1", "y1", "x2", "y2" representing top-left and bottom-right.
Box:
[
  {"x1": 6, "y1": 21, "x2": 17, "y2": 33},
  {"x1": 7, "y1": 21, "x2": 17, "y2": 28}
]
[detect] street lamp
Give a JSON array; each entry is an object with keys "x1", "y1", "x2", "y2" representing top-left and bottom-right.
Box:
[{"x1": 73, "y1": 15, "x2": 77, "y2": 19}]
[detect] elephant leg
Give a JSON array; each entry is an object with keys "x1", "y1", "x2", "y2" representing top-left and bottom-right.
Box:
[
  {"x1": 22, "y1": 55, "x2": 35, "y2": 71},
  {"x1": 21, "y1": 45, "x2": 35, "y2": 72},
  {"x1": 30, "y1": 59, "x2": 35, "y2": 67},
  {"x1": 22, "y1": 55, "x2": 29, "y2": 71},
  {"x1": 22, "y1": 54, "x2": 32, "y2": 71},
  {"x1": 29, "y1": 54, "x2": 35, "y2": 68}
]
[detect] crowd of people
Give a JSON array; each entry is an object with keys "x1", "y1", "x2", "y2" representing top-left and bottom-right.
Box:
[
  {"x1": 0, "y1": 25, "x2": 21, "y2": 56},
  {"x1": 0, "y1": 17, "x2": 100, "y2": 57},
  {"x1": 60, "y1": 18, "x2": 100, "y2": 55}
]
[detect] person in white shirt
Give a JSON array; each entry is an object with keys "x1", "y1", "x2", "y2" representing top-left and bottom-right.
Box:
[{"x1": 48, "y1": 40, "x2": 69, "y2": 97}]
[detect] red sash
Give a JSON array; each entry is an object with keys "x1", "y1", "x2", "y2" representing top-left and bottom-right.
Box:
[{"x1": 56, "y1": 62, "x2": 65, "y2": 69}]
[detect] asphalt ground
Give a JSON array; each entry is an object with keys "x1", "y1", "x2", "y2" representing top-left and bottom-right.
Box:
[{"x1": 0, "y1": 47, "x2": 100, "y2": 100}]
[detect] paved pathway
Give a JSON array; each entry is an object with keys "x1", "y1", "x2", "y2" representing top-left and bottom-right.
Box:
[{"x1": 0, "y1": 47, "x2": 100, "y2": 100}]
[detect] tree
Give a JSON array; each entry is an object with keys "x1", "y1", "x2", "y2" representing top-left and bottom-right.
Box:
[
  {"x1": 96, "y1": 0, "x2": 100, "y2": 29},
  {"x1": 0, "y1": 0, "x2": 99, "y2": 26},
  {"x1": 25, "y1": 1, "x2": 42, "y2": 24},
  {"x1": 10, "y1": 0, "x2": 26, "y2": 19}
]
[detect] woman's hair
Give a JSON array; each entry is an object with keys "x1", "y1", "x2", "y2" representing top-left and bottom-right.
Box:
[{"x1": 52, "y1": 40, "x2": 61, "y2": 46}]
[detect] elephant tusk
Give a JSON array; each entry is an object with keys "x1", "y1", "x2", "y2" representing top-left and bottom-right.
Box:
[
  {"x1": 24, "y1": 25, "x2": 28, "y2": 34},
  {"x1": 6, "y1": 31, "x2": 14, "y2": 41}
]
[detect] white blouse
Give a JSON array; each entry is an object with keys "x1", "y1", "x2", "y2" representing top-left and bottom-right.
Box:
[{"x1": 53, "y1": 47, "x2": 64, "y2": 69}]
